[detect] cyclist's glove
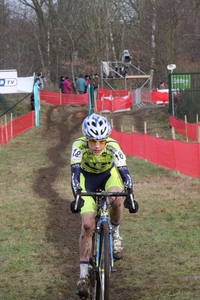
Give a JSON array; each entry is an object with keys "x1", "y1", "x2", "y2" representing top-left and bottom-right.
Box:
[
  {"x1": 70, "y1": 197, "x2": 84, "y2": 214},
  {"x1": 124, "y1": 188, "x2": 139, "y2": 214},
  {"x1": 124, "y1": 197, "x2": 139, "y2": 214}
]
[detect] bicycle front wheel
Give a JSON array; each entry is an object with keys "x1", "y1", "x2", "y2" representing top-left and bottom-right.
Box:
[{"x1": 96, "y1": 221, "x2": 110, "y2": 300}]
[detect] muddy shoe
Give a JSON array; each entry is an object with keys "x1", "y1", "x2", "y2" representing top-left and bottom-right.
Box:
[
  {"x1": 113, "y1": 234, "x2": 123, "y2": 260},
  {"x1": 76, "y1": 276, "x2": 89, "y2": 298}
]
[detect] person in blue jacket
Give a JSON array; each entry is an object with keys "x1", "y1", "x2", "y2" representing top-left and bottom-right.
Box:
[
  {"x1": 75, "y1": 74, "x2": 87, "y2": 94},
  {"x1": 58, "y1": 76, "x2": 65, "y2": 92}
]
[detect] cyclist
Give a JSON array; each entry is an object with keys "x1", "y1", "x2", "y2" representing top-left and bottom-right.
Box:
[{"x1": 70, "y1": 113, "x2": 138, "y2": 297}]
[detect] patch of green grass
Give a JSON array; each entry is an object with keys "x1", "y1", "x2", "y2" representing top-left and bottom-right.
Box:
[{"x1": 0, "y1": 104, "x2": 200, "y2": 299}]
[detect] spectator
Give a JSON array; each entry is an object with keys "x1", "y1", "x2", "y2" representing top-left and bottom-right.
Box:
[
  {"x1": 85, "y1": 75, "x2": 90, "y2": 85},
  {"x1": 93, "y1": 73, "x2": 99, "y2": 100},
  {"x1": 59, "y1": 76, "x2": 65, "y2": 93},
  {"x1": 30, "y1": 93, "x2": 35, "y2": 111},
  {"x1": 35, "y1": 72, "x2": 44, "y2": 90},
  {"x1": 63, "y1": 76, "x2": 72, "y2": 94},
  {"x1": 159, "y1": 81, "x2": 165, "y2": 89},
  {"x1": 84, "y1": 75, "x2": 90, "y2": 93},
  {"x1": 76, "y1": 74, "x2": 87, "y2": 94}
]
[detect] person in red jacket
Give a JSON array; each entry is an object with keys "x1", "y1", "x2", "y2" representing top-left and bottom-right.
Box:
[
  {"x1": 84, "y1": 75, "x2": 90, "y2": 93},
  {"x1": 63, "y1": 76, "x2": 72, "y2": 94}
]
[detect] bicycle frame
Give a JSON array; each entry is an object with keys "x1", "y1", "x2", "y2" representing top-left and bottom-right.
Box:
[
  {"x1": 95, "y1": 194, "x2": 114, "y2": 272},
  {"x1": 76, "y1": 190, "x2": 128, "y2": 300}
]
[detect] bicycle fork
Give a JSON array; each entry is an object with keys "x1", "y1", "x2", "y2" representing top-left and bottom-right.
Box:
[{"x1": 95, "y1": 218, "x2": 114, "y2": 271}]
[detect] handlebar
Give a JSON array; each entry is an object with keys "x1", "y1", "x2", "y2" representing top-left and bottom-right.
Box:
[
  {"x1": 77, "y1": 191, "x2": 129, "y2": 197},
  {"x1": 74, "y1": 189, "x2": 135, "y2": 210}
]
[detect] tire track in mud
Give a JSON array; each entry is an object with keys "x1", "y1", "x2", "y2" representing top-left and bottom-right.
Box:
[{"x1": 32, "y1": 105, "x2": 87, "y2": 298}]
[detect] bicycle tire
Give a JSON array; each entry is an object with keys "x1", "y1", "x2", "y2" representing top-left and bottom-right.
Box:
[
  {"x1": 89, "y1": 233, "x2": 97, "y2": 300},
  {"x1": 96, "y1": 221, "x2": 110, "y2": 300}
]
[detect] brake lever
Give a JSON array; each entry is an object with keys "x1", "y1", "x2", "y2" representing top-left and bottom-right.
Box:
[
  {"x1": 74, "y1": 194, "x2": 80, "y2": 210},
  {"x1": 125, "y1": 187, "x2": 135, "y2": 210},
  {"x1": 129, "y1": 193, "x2": 135, "y2": 210},
  {"x1": 74, "y1": 188, "x2": 82, "y2": 210}
]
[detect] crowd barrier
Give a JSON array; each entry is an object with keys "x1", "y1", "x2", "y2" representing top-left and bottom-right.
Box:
[
  {"x1": 40, "y1": 88, "x2": 167, "y2": 112},
  {"x1": 0, "y1": 111, "x2": 34, "y2": 146},
  {"x1": 40, "y1": 90, "x2": 88, "y2": 105},
  {"x1": 40, "y1": 90, "x2": 200, "y2": 141},
  {"x1": 40, "y1": 89, "x2": 132, "y2": 112},
  {"x1": 1, "y1": 89, "x2": 199, "y2": 177},
  {"x1": 169, "y1": 115, "x2": 200, "y2": 141},
  {"x1": 96, "y1": 88, "x2": 132, "y2": 112},
  {"x1": 151, "y1": 89, "x2": 169, "y2": 104},
  {"x1": 110, "y1": 129, "x2": 200, "y2": 178}
]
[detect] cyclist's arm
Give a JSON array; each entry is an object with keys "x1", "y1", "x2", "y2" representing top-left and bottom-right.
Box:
[
  {"x1": 117, "y1": 165, "x2": 133, "y2": 190},
  {"x1": 70, "y1": 142, "x2": 83, "y2": 195},
  {"x1": 107, "y1": 140, "x2": 133, "y2": 189},
  {"x1": 70, "y1": 163, "x2": 85, "y2": 213},
  {"x1": 107, "y1": 140, "x2": 137, "y2": 212},
  {"x1": 71, "y1": 163, "x2": 81, "y2": 196}
]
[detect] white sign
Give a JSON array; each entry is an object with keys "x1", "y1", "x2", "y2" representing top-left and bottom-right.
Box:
[
  {"x1": 0, "y1": 70, "x2": 18, "y2": 93},
  {"x1": 0, "y1": 70, "x2": 34, "y2": 93},
  {"x1": 17, "y1": 76, "x2": 35, "y2": 93}
]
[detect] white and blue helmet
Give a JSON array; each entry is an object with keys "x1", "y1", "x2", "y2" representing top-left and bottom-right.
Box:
[{"x1": 82, "y1": 113, "x2": 111, "y2": 140}]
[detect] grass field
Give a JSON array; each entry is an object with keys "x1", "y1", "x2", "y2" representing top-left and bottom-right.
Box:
[{"x1": 0, "y1": 103, "x2": 200, "y2": 300}]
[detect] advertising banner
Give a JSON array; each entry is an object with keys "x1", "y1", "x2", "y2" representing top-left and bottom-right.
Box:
[
  {"x1": 171, "y1": 74, "x2": 191, "y2": 89},
  {"x1": 0, "y1": 69, "x2": 18, "y2": 93},
  {"x1": 17, "y1": 76, "x2": 34, "y2": 93},
  {"x1": 0, "y1": 70, "x2": 34, "y2": 93}
]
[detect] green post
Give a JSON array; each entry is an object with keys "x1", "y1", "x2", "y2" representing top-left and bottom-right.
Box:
[
  {"x1": 34, "y1": 83, "x2": 40, "y2": 126},
  {"x1": 168, "y1": 73, "x2": 172, "y2": 115}
]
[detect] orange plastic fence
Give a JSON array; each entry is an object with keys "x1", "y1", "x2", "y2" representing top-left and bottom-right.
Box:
[
  {"x1": 1, "y1": 90, "x2": 200, "y2": 177},
  {"x1": 39, "y1": 90, "x2": 199, "y2": 140},
  {"x1": 96, "y1": 88, "x2": 132, "y2": 112},
  {"x1": 151, "y1": 90, "x2": 169, "y2": 103},
  {"x1": 40, "y1": 90, "x2": 88, "y2": 105},
  {"x1": 40, "y1": 88, "x2": 167, "y2": 111},
  {"x1": 169, "y1": 115, "x2": 200, "y2": 141},
  {"x1": 110, "y1": 129, "x2": 200, "y2": 177},
  {"x1": 0, "y1": 111, "x2": 34, "y2": 146}
]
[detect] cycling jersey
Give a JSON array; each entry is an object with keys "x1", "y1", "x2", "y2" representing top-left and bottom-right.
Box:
[
  {"x1": 70, "y1": 137, "x2": 127, "y2": 173},
  {"x1": 70, "y1": 136, "x2": 133, "y2": 214}
]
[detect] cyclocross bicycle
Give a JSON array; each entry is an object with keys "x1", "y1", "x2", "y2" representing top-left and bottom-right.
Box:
[{"x1": 75, "y1": 189, "x2": 135, "y2": 300}]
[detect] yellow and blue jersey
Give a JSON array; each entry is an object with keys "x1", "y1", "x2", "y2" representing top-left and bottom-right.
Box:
[{"x1": 70, "y1": 137, "x2": 127, "y2": 173}]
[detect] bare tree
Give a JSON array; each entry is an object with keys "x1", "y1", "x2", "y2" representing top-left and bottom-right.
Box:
[{"x1": 1, "y1": 0, "x2": 200, "y2": 89}]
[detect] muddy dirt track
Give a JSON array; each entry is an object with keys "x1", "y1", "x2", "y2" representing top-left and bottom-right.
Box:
[{"x1": 32, "y1": 104, "x2": 167, "y2": 300}]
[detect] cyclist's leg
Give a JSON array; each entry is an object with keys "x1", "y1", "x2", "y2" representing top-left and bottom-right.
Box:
[
  {"x1": 79, "y1": 212, "x2": 96, "y2": 268},
  {"x1": 77, "y1": 212, "x2": 96, "y2": 297},
  {"x1": 105, "y1": 166, "x2": 123, "y2": 224},
  {"x1": 77, "y1": 173, "x2": 96, "y2": 297},
  {"x1": 105, "y1": 167, "x2": 124, "y2": 259},
  {"x1": 107, "y1": 185, "x2": 123, "y2": 224}
]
